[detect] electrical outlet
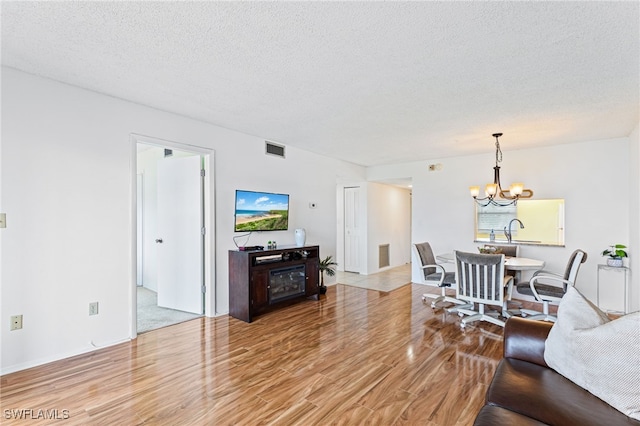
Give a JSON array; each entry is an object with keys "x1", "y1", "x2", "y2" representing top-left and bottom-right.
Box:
[
  {"x1": 10, "y1": 315, "x2": 22, "y2": 331},
  {"x1": 89, "y1": 302, "x2": 99, "y2": 316}
]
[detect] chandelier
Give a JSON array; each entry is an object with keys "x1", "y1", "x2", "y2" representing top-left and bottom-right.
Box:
[{"x1": 469, "y1": 133, "x2": 533, "y2": 207}]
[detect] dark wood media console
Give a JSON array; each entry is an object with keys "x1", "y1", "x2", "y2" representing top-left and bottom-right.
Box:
[{"x1": 229, "y1": 245, "x2": 320, "y2": 323}]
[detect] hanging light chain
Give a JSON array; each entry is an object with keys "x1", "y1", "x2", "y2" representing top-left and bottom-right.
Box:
[{"x1": 495, "y1": 135, "x2": 503, "y2": 166}]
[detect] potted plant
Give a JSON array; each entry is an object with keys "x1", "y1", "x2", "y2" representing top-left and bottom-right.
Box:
[
  {"x1": 602, "y1": 244, "x2": 628, "y2": 267},
  {"x1": 318, "y1": 255, "x2": 337, "y2": 295}
]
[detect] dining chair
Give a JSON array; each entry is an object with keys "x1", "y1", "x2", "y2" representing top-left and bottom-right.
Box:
[
  {"x1": 453, "y1": 250, "x2": 514, "y2": 328},
  {"x1": 516, "y1": 249, "x2": 587, "y2": 322},
  {"x1": 413, "y1": 242, "x2": 469, "y2": 309},
  {"x1": 482, "y1": 244, "x2": 521, "y2": 313}
]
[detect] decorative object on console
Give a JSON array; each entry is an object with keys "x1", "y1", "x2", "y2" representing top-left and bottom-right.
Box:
[
  {"x1": 318, "y1": 255, "x2": 337, "y2": 295},
  {"x1": 602, "y1": 243, "x2": 628, "y2": 267},
  {"x1": 478, "y1": 245, "x2": 503, "y2": 254},
  {"x1": 294, "y1": 228, "x2": 306, "y2": 247},
  {"x1": 469, "y1": 133, "x2": 533, "y2": 207}
]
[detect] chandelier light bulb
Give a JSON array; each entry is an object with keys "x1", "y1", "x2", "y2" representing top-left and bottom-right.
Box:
[
  {"x1": 510, "y1": 183, "x2": 524, "y2": 196},
  {"x1": 469, "y1": 186, "x2": 480, "y2": 197},
  {"x1": 485, "y1": 183, "x2": 498, "y2": 196}
]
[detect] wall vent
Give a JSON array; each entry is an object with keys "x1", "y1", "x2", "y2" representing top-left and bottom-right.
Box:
[
  {"x1": 265, "y1": 141, "x2": 285, "y2": 158},
  {"x1": 379, "y1": 244, "x2": 390, "y2": 268}
]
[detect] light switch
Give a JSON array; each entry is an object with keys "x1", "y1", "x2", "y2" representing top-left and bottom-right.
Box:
[{"x1": 0, "y1": 213, "x2": 5, "y2": 228}]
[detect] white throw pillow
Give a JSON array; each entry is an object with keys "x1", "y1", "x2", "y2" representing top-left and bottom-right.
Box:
[{"x1": 544, "y1": 286, "x2": 640, "y2": 420}]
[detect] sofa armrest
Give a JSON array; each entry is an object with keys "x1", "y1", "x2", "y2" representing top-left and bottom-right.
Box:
[{"x1": 503, "y1": 317, "x2": 553, "y2": 367}]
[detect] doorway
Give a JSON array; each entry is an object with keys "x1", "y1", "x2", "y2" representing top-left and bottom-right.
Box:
[
  {"x1": 338, "y1": 181, "x2": 412, "y2": 276},
  {"x1": 131, "y1": 135, "x2": 214, "y2": 337}
]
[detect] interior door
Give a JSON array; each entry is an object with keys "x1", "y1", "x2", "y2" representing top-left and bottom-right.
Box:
[
  {"x1": 156, "y1": 155, "x2": 203, "y2": 314},
  {"x1": 344, "y1": 186, "x2": 361, "y2": 273}
]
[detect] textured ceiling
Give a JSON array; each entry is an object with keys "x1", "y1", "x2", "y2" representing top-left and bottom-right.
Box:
[{"x1": 2, "y1": 2, "x2": 638, "y2": 166}]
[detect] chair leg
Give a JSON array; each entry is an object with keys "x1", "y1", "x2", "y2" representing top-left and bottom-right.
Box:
[
  {"x1": 521, "y1": 300, "x2": 551, "y2": 318},
  {"x1": 460, "y1": 313, "x2": 483, "y2": 327},
  {"x1": 459, "y1": 304, "x2": 506, "y2": 328},
  {"x1": 422, "y1": 286, "x2": 447, "y2": 304},
  {"x1": 446, "y1": 303, "x2": 473, "y2": 314},
  {"x1": 441, "y1": 296, "x2": 472, "y2": 311},
  {"x1": 422, "y1": 294, "x2": 445, "y2": 307},
  {"x1": 444, "y1": 296, "x2": 468, "y2": 305},
  {"x1": 480, "y1": 314, "x2": 506, "y2": 327},
  {"x1": 423, "y1": 287, "x2": 468, "y2": 309},
  {"x1": 456, "y1": 307, "x2": 477, "y2": 317},
  {"x1": 502, "y1": 301, "x2": 522, "y2": 318},
  {"x1": 524, "y1": 314, "x2": 557, "y2": 322},
  {"x1": 461, "y1": 313, "x2": 506, "y2": 328},
  {"x1": 503, "y1": 309, "x2": 519, "y2": 318}
]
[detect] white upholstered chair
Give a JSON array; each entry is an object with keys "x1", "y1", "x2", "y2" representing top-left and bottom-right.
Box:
[
  {"x1": 516, "y1": 249, "x2": 587, "y2": 322},
  {"x1": 453, "y1": 250, "x2": 514, "y2": 328},
  {"x1": 413, "y1": 242, "x2": 468, "y2": 309}
]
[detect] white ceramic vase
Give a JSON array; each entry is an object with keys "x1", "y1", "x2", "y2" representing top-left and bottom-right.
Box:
[
  {"x1": 607, "y1": 258, "x2": 623, "y2": 267},
  {"x1": 294, "y1": 228, "x2": 306, "y2": 247}
]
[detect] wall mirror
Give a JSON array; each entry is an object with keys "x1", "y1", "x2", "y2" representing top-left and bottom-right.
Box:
[{"x1": 474, "y1": 199, "x2": 565, "y2": 246}]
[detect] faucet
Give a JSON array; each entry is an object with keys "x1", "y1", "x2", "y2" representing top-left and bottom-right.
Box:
[{"x1": 504, "y1": 219, "x2": 524, "y2": 243}]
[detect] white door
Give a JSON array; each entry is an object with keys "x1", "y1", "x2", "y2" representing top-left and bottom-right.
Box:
[
  {"x1": 156, "y1": 155, "x2": 203, "y2": 314},
  {"x1": 344, "y1": 187, "x2": 361, "y2": 273}
]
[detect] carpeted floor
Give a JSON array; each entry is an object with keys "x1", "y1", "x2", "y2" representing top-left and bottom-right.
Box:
[{"x1": 137, "y1": 287, "x2": 202, "y2": 333}]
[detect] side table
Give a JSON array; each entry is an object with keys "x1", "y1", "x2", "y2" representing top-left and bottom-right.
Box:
[{"x1": 596, "y1": 264, "x2": 630, "y2": 314}]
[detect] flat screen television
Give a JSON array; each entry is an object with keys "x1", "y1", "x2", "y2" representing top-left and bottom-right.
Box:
[{"x1": 234, "y1": 190, "x2": 289, "y2": 232}]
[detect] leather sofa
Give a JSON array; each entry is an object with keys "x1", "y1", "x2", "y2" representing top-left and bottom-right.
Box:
[{"x1": 474, "y1": 317, "x2": 640, "y2": 426}]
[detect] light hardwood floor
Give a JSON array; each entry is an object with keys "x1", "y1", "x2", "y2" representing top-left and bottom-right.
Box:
[{"x1": 2, "y1": 269, "x2": 532, "y2": 425}]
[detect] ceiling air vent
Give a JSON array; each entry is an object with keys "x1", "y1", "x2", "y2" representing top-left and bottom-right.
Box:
[{"x1": 265, "y1": 141, "x2": 285, "y2": 158}]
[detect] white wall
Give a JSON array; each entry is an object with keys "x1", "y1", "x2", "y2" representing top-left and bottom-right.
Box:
[
  {"x1": 368, "y1": 137, "x2": 634, "y2": 306},
  {"x1": 0, "y1": 67, "x2": 365, "y2": 374},
  {"x1": 628, "y1": 123, "x2": 639, "y2": 312},
  {"x1": 366, "y1": 182, "x2": 411, "y2": 274}
]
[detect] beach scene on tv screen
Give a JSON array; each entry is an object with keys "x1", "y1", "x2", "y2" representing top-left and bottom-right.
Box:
[{"x1": 235, "y1": 191, "x2": 289, "y2": 231}]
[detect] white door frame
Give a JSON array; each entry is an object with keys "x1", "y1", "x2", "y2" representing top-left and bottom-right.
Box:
[{"x1": 129, "y1": 133, "x2": 215, "y2": 339}]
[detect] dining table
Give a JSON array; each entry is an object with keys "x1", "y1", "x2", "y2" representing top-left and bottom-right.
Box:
[{"x1": 436, "y1": 252, "x2": 545, "y2": 271}]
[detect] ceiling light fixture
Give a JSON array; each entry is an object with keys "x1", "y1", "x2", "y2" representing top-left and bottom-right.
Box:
[{"x1": 469, "y1": 133, "x2": 533, "y2": 207}]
